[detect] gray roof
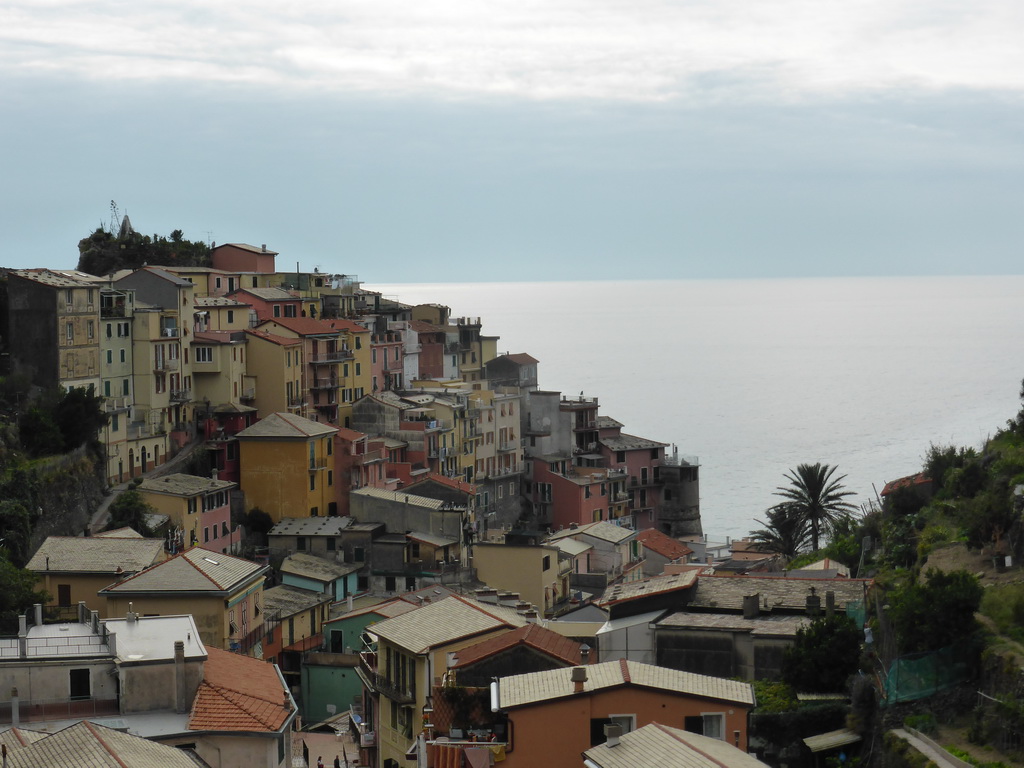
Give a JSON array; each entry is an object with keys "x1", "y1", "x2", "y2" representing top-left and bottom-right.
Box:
[
  {"x1": 104, "y1": 615, "x2": 207, "y2": 662},
  {"x1": 100, "y1": 547, "x2": 266, "y2": 595},
  {"x1": 584, "y1": 722, "x2": 769, "y2": 768},
  {"x1": 236, "y1": 412, "x2": 338, "y2": 439},
  {"x1": 499, "y1": 659, "x2": 754, "y2": 709},
  {"x1": 236, "y1": 286, "x2": 296, "y2": 301},
  {"x1": 264, "y1": 584, "x2": 332, "y2": 619},
  {"x1": 689, "y1": 575, "x2": 870, "y2": 612},
  {"x1": 352, "y1": 486, "x2": 446, "y2": 509},
  {"x1": 281, "y1": 552, "x2": 360, "y2": 582},
  {"x1": 269, "y1": 516, "x2": 354, "y2": 537},
  {"x1": 406, "y1": 531, "x2": 458, "y2": 548},
  {"x1": 138, "y1": 472, "x2": 236, "y2": 497},
  {"x1": 194, "y1": 296, "x2": 249, "y2": 307},
  {"x1": 656, "y1": 611, "x2": 810, "y2": 638},
  {"x1": 596, "y1": 416, "x2": 624, "y2": 429},
  {"x1": 370, "y1": 595, "x2": 527, "y2": 654},
  {"x1": 600, "y1": 433, "x2": 669, "y2": 451},
  {"x1": 1, "y1": 721, "x2": 205, "y2": 768},
  {"x1": 547, "y1": 521, "x2": 635, "y2": 545},
  {"x1": 598, "y1": 571, "x2": 698, "y2": 608},
  {"x1": 26, "y1": 536, "x2": 165, "y2": 574}
]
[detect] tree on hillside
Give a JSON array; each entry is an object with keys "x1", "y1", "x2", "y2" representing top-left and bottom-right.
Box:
[
  {"x1": 782, "y1": 613, "x2": 862, "y2": 693},
  {"x1": 775, "y1": 463, "x2": 857, "y2": 551},
  {"x1": 749, "y1": 503, "x2": 811, "y2": 560},
  {"x1": 77, "y1": 218, "x2": 211, "y2": 277},
  {"x1": 887, "y1": 568, "x2": 983, "y2": 654},
  {"x1": 0, "y1": 550, "x2": 49, "y2": 634},
  {"x1": 105, "y1": 489, "x2": 157, "y2": 537}
]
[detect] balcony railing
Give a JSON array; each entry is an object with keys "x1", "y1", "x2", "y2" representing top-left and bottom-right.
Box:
[
  {"x1": 310, "y1": 349, "x2": 354, "y2": 363},
  {"x1": 497, "y1": 440, "x2": 518, "y2": 452},
  {"x1": 102, "y1": 396, "x2": 131, "y2": 413},
  {"x1": 0, "y1": 697, "x2": 119, "y2": 725},
  {"x1": 170, "y1": 389, "x2": 191, "y2": 403},
  {"x1": 160, "y1": 327, "x2": 180, "y2": 338},
  {"x1": 240, "y1": 387, "x2": 256, "y2": 400},
  {"x1": 154, "y1": 358, "x2": 179, "y2": 372},
  {"x1": 312, "y1": 378, "x2": 340, "y2": 390},
  {"x1": 357, "y1": 652, "x2": 415, "y2": 704}
]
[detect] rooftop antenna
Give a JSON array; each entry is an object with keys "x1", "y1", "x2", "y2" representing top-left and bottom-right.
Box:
[{"x1": 109, "y1": 200, "x2": 120, "y2": 233}]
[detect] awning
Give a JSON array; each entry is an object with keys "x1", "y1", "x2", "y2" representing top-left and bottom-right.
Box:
[{"x1": 803, "y1": 728, "x2": 862, "y2": 753}]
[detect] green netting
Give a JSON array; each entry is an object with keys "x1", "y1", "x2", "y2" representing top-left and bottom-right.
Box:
[
  {"x1": 882, "y1": 643, "x2": 971, "y2": 705},
  {"x1": 845, "y1": 600, "x2": 866, "y2": 629}
]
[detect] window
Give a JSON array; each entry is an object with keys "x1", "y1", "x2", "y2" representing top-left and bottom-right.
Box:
[
  {"x1": 685, "y1": 714, "x2": 724, "y2": 740},
  {"x1": 354, "y1": 546, "x2": 365, "y2": 562},
  {"x1": 355, "y1": 337, "x2": 362, "y2": 349},
  {"x1": 311, "y1": 506, "x2": 319, "y2": 516},
  {"x1": 227, "y1": 310, "x2": 234, "y2": 323},
  {"x1": 120, "y1": 349, "x2": 126, "y2": 363},
  {"x1": 222, "y1": 522, "x2": 229, "y2": 536},
  {"x1": 297, "y1": 537, "x2": 307, "y2": 551},
  {"x1": 216, "y1": 277, "x2": 222, "y2": 289},
  {"x1": 104, "y1": 380, "x2": 111, "y2": 397},
  {"x1": 106, "y1": 323, "x2": 112, "y2": 338},
  {"x1": 326, "y1": 538, "x2": 336, "y2": 551},
  {"x1": 542, "y1": 555, "x2": 551, "y2": 571},
  {"x1": 328, "y1": 470, "x2": 333, "y2": 486},
  {"x1": 372, "y1": 349, "x2": 378, "y2": 364},
  {"x1": 195, "y1": 347, "x2": 213, "y2": 363},
  {"x1": 310, "y1": 474, "x2": 316, "y2": 491},
  {"x1": 355, "y1": 363, "x2": 361, "y2": 376},
  {"x1": 284, "y1": 305, "x2": 297, "y2": 317},
  {"x1": 87, "y1": 321, "x2": 95, "y2": 339},
  {"x1": 385, "y1": 576, "x2": 396, "y2": 591},
  {"x1": 273, "y1": 305, "x2": 281, "y2": 317},
  {"x1": 66, "y1": 323, "x2": 73, "y2": 341},
  {"x1": 69, "y1": 669, "x2": 91, "y2": 700},
  {"x1": 111, "y1": 414, "x2": 119, "y2": 431},
  {"x1": 107, "y1": 349, "x2": 114, "y2": 365},
  {"x1": 590, "y1": 715, "x2": 635, "y2": 745},
  {"x1": 203, "y1": 528, "x2": 209, "y2": 542}
]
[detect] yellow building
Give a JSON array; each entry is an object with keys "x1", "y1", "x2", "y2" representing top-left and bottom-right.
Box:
[
  {"x1": 255, "y1": 317, "x2": 371, "y2": 428},
  {"x1": 472, "y1": 541, "x2": 572, "y2": 617},
  {"x1": 136, "y1": 473, "x2": 240, "y2": 553},
  {"x1": 99, "y1": 546, "x2": 269, "y2": 653},
  {"x1": 244, "y1": 329, "x2": 306, "y2": 418},
  {"x1": 235, "y1": 412, "x2": 339, "y2": 521},
  {"x1": 26, "y1": 533, "x2": 168, "y2": 618}
]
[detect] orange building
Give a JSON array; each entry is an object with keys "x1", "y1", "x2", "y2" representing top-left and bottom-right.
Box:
[{"x1": 492, "y1": 659, "x2": 753, "y2": 767}]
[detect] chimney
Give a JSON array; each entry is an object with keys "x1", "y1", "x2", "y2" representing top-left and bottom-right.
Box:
[
  {"x1": 604, "y1": 723, "x2": 622, "y2": 747},
  {"x1": 261, "y1": 244, "x2": 267, "y2": 252},
  {"x1": 580, "y1": 644, "x2": 591, "y2": 664},
  {"x1": 571, "y1": 666, "x2": 587, "y2": 694},
  {"x1": 742, "y1": 593, "x2": 760, "y2": 620},
  {"x1": 825, "y1": 590, "x2": 836, "y2": 618},
  {"x1": 174, "y1": 641, "x2": 187, "y2": 714},
  {"x1": 10, "y1": 687, "x2": 18, "y2": 726},
  {"x1": 33, "y1": 603, "x2": 42, "y2": 627},
  {"x1": 806, "y1": 590, "x2": 821, "y2": 617},
  {"x1": 211, "y1": 468, "x2": 219, "y2": 481}
]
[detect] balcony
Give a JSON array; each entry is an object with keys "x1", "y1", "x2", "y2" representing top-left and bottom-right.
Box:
[
  {"x1": 102, "y1": 396, "x2": 131, "y2": 413},
  {"x1": 287, "y1": 395, "x2": 305, "y2": 408},
  {"x1": 311, "y1": 349, "x2": 354, "y2": 364},
  {"x1": 357, "y1": 652, "x2": 415, "y2": 704},
  {"x1": 240, "y1": 387, "x2": 256, "y2": 401},
  {"x1": 312, "y1": 378, "x2": 340, "y2": 390},
  {"x1": 160, "y1": 327, "x2": 180, "y2": 338},
  {"x1": 497, "y1": 440, "x2": 518, "y2": 452},
  {"x1": 170, "y1": 389, "x2": 191, "y2": 403},
  {"x1": 154, "y1": 358, "x2": 179, "y2": 372}
]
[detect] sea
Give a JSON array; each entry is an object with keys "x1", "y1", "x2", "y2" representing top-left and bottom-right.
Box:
[{"x1": 370, "y1": 276, "x2": 1024, "y2": 540}]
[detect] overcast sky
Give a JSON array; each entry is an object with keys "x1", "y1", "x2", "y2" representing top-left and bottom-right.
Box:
[{"x1": 3, "y1": 0, "x2": 1023, "y2": 282}]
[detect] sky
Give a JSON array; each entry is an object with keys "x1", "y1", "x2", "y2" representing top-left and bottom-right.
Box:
[{"x1": 3, "y1": 0, "x2": 1024, "y2": 283}]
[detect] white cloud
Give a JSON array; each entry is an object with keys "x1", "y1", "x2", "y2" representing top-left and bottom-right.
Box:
[{"x1": 3, "y1": 0, "x2": 1024, "y2": 101}]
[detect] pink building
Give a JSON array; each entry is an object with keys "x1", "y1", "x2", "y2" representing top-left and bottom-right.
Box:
[{"x1": 370, "y1": 329, "x2": 404, "y2": 392}]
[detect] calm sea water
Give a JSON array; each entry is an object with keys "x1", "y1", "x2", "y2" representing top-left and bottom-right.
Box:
[{"x1": 371, "y1": 277, "x2": 1024, "y2": 539}]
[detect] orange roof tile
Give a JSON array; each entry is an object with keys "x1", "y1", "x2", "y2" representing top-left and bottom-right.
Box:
[
  {"x1": 636, "y1": 529, "x2": 693, "y2": 561},
  {"x1": 407, "y1": 472, "x2": 477, "y2": 495},
  {"x1": 451, "y1": 623, "x2": 584, "y2": 669},
  {"x1": 189, "y1": 647, "x2": 292, "y2": 733},
  {"x1": 244, "y1": 328, "x2": 303, "y2": 347},
  {"x1": 881, "y1": 472, "x2": 932, "y2": 496}
]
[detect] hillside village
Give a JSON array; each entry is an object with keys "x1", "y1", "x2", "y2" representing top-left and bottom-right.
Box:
[{"x1": 0, "y1": 230, "x2": 1022, "y2": 768}]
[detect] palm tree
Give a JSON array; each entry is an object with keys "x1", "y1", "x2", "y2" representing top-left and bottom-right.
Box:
[
  {"x1": 749, "y1": 503, "x2": 812, "y2": 560},
  {"x1": 774, "y1": 463, "x2": 857, "y2": 551}
]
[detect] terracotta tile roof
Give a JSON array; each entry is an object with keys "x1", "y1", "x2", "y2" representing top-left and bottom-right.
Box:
[
  {"x1": 407, "y1": 472, "x2": 477, "y2": 495},
  {"x1": 451, "y1": 623, "x2": 584, "y2": 669},
  {"x1": 336, "y1": 426, "x2": 367, "y2": 441},
  {"x1": 637, "y1": 529, "x2": 693, "y2": 561},
  {"x1": 244, "y1": 328, "x2": 303, "y2": 347},
  {"x1": 411, "y1": 320, "x2": 445, "y2": 333},
  {"x1": 501, "y1": 353, "x2": 539, "y2": 365},
  {"x1": 217, "y1": 242, "x2": 279, "y2": 255},
  {"x1": 881, "y1": 472, "x2": 932, "y2": 496},
  {"x1": 0, "y1": 727, "x2": 47, "y2": 750},
  {"x1": 189, "y1": 647, "x2": 293, "y2": 732},
  {"x1": 499, "y1": 659, "x2": 754, "y2": 709},
  {"x1": 258, "y1": 316, "x2": 368, "y2": 337}
]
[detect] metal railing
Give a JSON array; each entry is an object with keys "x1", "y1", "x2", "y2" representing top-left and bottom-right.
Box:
[{"x1": 311, "y1": 349, "x2": 354, "y2": 363}]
